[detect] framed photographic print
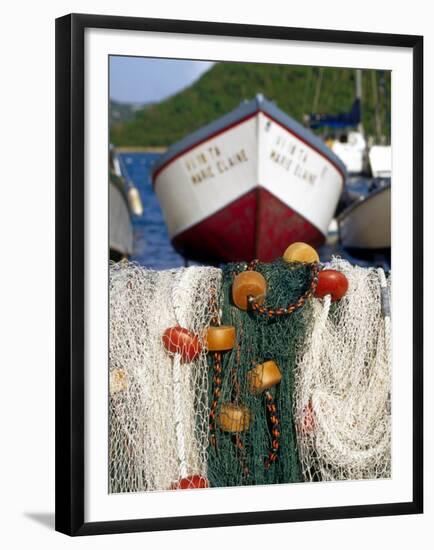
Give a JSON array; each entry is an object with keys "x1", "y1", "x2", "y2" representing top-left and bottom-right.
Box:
[{"x1": 55, "y1": 13, "x2": 423, "y2": 536}]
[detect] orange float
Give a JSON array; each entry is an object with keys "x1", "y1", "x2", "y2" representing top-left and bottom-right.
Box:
[
  {"x1": 217, "y1": 403, "x2": 251, "y2": 432},
  {"x1": 232, "y1": 271, "x2": 267, "y2": 310},
  {"x1": 203, "y1": 325, "x2": 236, "y2": 351},
  {"x1": 247, "y1": 360, "x2": 282, "y2": 394}
]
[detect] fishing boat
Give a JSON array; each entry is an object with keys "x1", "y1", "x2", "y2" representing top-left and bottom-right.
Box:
[
  {"x1": 306, "y1": 69, "x2": 391, "y2": 179},
  {"x1": 152, "y1": 94, "x2": 346, "y2": 264},
  {"x1": 307, "y1": 97, "x2": 367, "y2": 175},
  {"x1": 109, "y1": 147, "x2": 142, "y2": 261},
  {"x1": 338, "y1": 178, "x2": 391, "y2": 249},
  {"x1": 369, "y1": 145, "x2": 391, "y2": 178},
  {"x1": 330, "y1": 130, "x2": 367, "y2": 175}
]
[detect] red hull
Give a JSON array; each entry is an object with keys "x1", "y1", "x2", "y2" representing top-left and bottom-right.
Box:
[{"x1": 172, "y1": 188, "x2": 325, "y2": 263}]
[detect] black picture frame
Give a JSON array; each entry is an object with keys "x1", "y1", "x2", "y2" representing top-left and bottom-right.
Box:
[{"x1": 55, "y1": 13, "x2": 423, "y2": 536}]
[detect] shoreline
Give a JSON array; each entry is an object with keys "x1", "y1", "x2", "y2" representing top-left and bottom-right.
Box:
[{"x1": 115, "y1": 146, "x2": 167, "y2": 153}]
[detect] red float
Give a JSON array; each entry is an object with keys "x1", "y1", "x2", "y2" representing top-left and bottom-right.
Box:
[
  {"x1": 162, "y1": 326, "x2": 202, "y2": 362},
  {"x1": 315, "y1": 269, "x2": 349, "y2": 301},
  {"x1": 170, "y1": 475, "x2": 209, "y2": 490}
]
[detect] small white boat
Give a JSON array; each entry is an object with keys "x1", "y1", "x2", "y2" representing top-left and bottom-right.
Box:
[
  {"x1": 338, "y1": 179, "x2": 391, "y2": 249},
  {"x1": 152, "y1": 94, "x2": 346, "y2": 263},
  {"x1": 331, "y1": 131, "x2": 367, "y2": 175},
  {"x1": 369, "y1": 145, "x2": 392, "y2": 178}
]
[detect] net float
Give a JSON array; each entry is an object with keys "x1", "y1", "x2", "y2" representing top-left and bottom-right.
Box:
[
  {"x1": 232, "y1": 271, "x2": 267, "y2": 310},
  {"x1": 109, "y1": 368, "x2": 127, "y2": 395},
  {"x1": 162, "y1": 326, "x2": 202, "y2": 362},
  {"x1": 283, "y1": 242, "x2": 320, "y2": 264},
  {"x1": 299, "y1": 401, "x2": 315, "y2": 435},
  {"x1": 217, "y1": 403, "x2": 251, "y2": 432},
  {"x1": 247, "y1": 360, "x2": 282, "y2": 394},
  {"x1": 170, "y1": 475, "x2": 209, "y2": 490},
  {"x1": 314, "y1": 269, "x2": 349, "y2": 301},
  {"x1": 203, "y1": 325, "x2": 236, "y2": 351}
]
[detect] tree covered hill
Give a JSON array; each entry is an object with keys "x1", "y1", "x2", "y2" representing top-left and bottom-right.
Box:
[
  {"x1": 110, "y1": 62, "x2": 391, "y2": 148},
  {"x1": 110, "y1": 100, "x2": 150, "y2": 126}
]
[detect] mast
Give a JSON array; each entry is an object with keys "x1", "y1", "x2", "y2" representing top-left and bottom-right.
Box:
[
  {"x1": 355, "y1": 69, "x2": 364, "y2": 134},
  {"x1": 312, "y1": 67, "x2": 324, "y2": 114},
  {"x1": 371, "y1": 70, "x2": 382, "y2": 142}
]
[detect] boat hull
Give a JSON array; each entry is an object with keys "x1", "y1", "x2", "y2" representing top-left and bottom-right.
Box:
[
  {"x1": 173, "y1": 187, "x2": 324, "y2": 263},
  {"x1": 338, "y1": 183, "x2": 391, "y2": 249},
  {"x1": 110, "y1": 179, "x2": 134, "y2": 260},
  {"x1": 153, "y1": 99, "x2": 345, "y2": 263}
]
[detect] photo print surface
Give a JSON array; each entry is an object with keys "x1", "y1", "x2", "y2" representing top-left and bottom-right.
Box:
[{"x1": 108, "y1": 56, "x2": 392, "y2": 493}]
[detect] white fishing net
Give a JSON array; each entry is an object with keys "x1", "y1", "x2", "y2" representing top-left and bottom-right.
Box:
[
  {"x1": 294, "y1": 258, "x2": 391, "y2": 481},
  {"x1": 109, "y1": 261, "x2": 222, "y2": 492}
]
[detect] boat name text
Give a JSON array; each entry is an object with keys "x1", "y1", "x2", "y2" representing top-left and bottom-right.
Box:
[
  {"x1": 184, "y1": 146, "x2": 249, "y2": 185},
  {"x1": 269, "y1": 134, "x2": 327, "y2": 185}
]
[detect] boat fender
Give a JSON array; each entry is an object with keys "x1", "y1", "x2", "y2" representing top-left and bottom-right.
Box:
[{"x1": 127, "y1": 186, "x2": 144, "y2": 217}]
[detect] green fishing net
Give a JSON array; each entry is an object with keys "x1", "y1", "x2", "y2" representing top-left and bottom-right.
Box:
[{"x1": 206, "y1": 258, "x2": 315, "y2": 487}]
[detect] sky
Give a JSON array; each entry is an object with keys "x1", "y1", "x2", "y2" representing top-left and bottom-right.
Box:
[{"x1": 109, "y1": 57, "x2": 214, "y2": 104}]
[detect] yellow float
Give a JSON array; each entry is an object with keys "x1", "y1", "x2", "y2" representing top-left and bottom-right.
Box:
[
  {"x1": 283, "y1": 242, "x2": 319, "y2": 264},
  {"x1": 109, "y1": 368, "x2": 127, "y2": 395},
  {"x1": 217, "y1": 403, "x2": 251, "y2": 432}
]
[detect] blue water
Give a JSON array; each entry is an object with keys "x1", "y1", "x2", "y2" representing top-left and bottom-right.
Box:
[{"x1": 119, "y1": 152, "x2": 390, "y2": 271}]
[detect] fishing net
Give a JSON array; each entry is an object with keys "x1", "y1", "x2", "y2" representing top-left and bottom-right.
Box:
[
  {"x1": 207, "y1": 259, "x2": 315, "y2": 487},
  {"x1": 293, "y1": 258, "x2": 391, "y2": 481},
  {"x1": 108, "y1": 256, "x2": 391, "y2": 492},
  {"x1": 109, "y1": 261, "x2": 221, "y2": 492}
]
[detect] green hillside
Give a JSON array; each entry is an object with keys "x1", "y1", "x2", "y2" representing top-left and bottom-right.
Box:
[
  {"x1": 110, "y1": 62, "x2": 391, "y2": 147},
  {"x1": 109, "y1": 100, "x2": 149, "y2": 126}
]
